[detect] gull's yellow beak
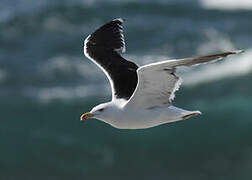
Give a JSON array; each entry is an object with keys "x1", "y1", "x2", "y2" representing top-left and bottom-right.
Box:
[{"x1": 80, "y1": 112, "x2": 94, "y2": 121}]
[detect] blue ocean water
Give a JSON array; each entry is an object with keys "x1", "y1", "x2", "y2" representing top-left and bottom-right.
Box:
[{"x1": 1, "y1": 0, "x2": 252, "y2": 179}]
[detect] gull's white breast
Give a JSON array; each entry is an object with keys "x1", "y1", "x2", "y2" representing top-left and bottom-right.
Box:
[{"x1": 103, "y1": 105, "x2": 197, "y2": 129}]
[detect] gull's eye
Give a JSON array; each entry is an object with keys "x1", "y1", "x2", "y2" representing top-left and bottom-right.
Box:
[{"x1": 98, "y1": 108, "x2": 104, "y2": 112}]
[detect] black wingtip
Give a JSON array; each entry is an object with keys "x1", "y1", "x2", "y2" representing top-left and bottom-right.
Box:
[
  {"x1": 85, "y1": 18, "x2": 126, "y2": 53},
  {"x1": 113, "y1": 18, "x2": 126, "y2": 23}
]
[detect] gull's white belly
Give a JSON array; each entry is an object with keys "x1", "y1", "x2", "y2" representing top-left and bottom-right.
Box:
[{"x1": 105, "y1": 106, "x2": 198, "y2": 129}]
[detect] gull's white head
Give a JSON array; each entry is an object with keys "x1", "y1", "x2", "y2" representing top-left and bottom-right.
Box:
[{"x1": 80, "y1": 102, "x2": 115, "y2": 122}]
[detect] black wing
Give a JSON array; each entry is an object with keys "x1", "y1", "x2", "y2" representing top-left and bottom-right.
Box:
[{"x1": 84, "y1": 18, "x2": 138, "y2": 100}]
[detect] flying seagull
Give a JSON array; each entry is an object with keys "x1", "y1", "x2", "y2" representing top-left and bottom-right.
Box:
[{"x1": 80, "y1": 18, "x2": 243, "y2": 129}]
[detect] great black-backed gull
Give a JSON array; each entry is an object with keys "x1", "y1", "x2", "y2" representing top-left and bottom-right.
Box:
[{"x1": 80, "y1": 18, "x2": 243, "y2": 129}]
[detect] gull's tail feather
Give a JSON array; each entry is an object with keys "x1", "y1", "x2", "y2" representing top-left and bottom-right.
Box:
[
  {"x1": 182, "y1": 111, "x2": 202, "y2": 120},
  {"x1": 165, "y1": 106, "x2": 201, "y2": 123}
]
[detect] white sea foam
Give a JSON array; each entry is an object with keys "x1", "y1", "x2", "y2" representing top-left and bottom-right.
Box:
[
  {"x1": 26, "y1": 84, "x2": 110, "y2": 103},
  {"x1": 200, "y1": 0, "x2": 252, "y2": 10},
  {"x1": 180, "y1": 29, "x2": 252, "y2": 86},
  {"x1": 39, "y1": 55, "x2": 105, "y2": 81},
  {"x1": 197, "y1": 29, "x2": 235, "y2": 55},
  {"x1": 182, "y1": 48, "x2": 252, "y2": 86},
  {"x1": 29, "y1": 55, "x2": 112, "y2": 103}
]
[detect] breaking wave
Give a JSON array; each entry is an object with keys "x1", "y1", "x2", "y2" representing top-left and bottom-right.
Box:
[
  {"x1": 25, "y1": 84, "x2": 110, "y2": 103},
  {"x1": 200, "y1": 0, "x2": 252, "y2": 10},
  {"x1": 39, "y1": 55, "x2": 104, "y2": 81},
  {"x1": 181, "y1": 29, "x2": 252, "y2": 86},
  {"x1": 182, "y1": 48, "x2": 252, "y2": 86}
]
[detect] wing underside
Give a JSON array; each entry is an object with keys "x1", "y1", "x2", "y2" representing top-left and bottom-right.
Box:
[{"x1": 126, "y1": 50, "x2": 243, "y2": 109}]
